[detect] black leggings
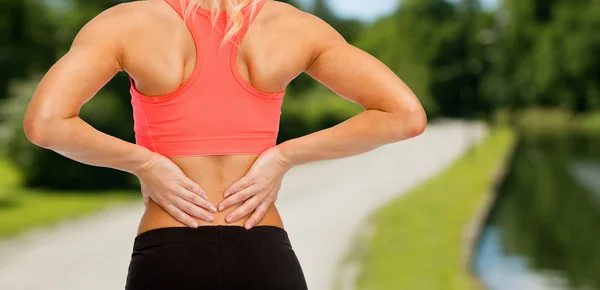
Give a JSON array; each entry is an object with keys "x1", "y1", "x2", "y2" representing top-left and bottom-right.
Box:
[{"x1": 125, "y1": 225, "x2": 308, "y2": 290}]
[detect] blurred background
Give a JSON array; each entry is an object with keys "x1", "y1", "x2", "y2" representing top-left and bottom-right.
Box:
[{"x1": 0, "y1": 0, "x2": 599, "y2": 289}]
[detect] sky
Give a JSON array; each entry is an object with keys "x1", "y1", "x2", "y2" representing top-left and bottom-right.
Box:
[{"x1": 295, "y1": 0, "x2": 500, "y2": 22}]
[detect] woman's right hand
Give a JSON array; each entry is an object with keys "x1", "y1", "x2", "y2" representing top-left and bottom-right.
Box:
[{"x1": 133, "y1": 152, "x2": 217, "y2": 228}]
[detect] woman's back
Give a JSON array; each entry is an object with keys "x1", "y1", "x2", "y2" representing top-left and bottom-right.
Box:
[
  {"x1": 29, "y1": 0, "x2": 424, "y2": 234},
  {"x1": 112, "y1": 0, "x2": 312, "y2": 232}
]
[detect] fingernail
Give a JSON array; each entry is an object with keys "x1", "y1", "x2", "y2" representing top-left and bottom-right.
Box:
[
  {"x1": 201, "y1": 193, "x2": 209, "y2": 200},
  {"x1": 210, "y1": 205, "x2": 217, "y2": 212},
  {"x1": 226, "y1": 216, "x2": 233, "y2": 223},
  {"x1": 208, "y1": 216, "x2": 214, "y2": 222},
  {"x1": 223, "y1": 192, "x2": 230, "y2": 198},
  {"x1": 245, "y1": 224, "x2": 252, "y2": 230},
  {"x1": 192, "y1": 222, "x2": 199, "y2": 228},
  {"x1": 218, "y1": 205, "x2": 225, "y2": 212}
]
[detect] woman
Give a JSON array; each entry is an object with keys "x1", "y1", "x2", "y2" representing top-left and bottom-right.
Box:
[{"x1": 23, "y1": 0, "x2": 426, "y2": 289}]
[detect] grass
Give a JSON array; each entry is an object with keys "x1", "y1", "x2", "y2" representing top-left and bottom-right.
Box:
[
  {"x1": 355, "y1": 126, "x2": 516, "y2": 290},
  {"x1": 0, "y1": 158, "x2": 139, "y2": 239}
]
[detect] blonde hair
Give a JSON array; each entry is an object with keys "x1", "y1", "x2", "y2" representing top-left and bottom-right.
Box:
[{"x1": 179, "y1": 0, "x2": 261, "y2": 47}]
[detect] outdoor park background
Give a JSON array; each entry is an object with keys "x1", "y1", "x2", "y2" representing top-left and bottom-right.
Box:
[{"x1": 1, "y1": 0, "x2": 599, "y2": 289}]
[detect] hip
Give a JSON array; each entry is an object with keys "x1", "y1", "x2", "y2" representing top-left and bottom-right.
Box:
[{"x1": 126, "y1": 225, "x2": 307, "y2": 290}]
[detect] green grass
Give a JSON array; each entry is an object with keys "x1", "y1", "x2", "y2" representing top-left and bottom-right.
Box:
[
  {"x1": 0, "y1": 159, "x2": 139, "y2": 239},
  {"x1": 355, "y1": 126, "x2": 516, "y2": 290},
  {"x1": 0, "y1": 159, "x2": 21, "y2": 194}
]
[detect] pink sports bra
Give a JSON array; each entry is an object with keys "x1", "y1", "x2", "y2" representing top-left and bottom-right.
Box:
[{"x1": 129, "y1": 0, "x2": 285, "y2": 157}]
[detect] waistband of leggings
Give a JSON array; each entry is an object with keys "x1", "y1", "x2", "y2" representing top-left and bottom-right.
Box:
[{"x1": 133, "y1": 225, "x2": 290, "y2": 249}]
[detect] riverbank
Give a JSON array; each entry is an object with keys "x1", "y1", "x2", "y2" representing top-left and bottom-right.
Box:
[
  {"x1": 353, "y1": 126, "x2": 516, "y2": 290},
  {"x1": 0, "y1": 159, "x2": 138, "y2": 238}
]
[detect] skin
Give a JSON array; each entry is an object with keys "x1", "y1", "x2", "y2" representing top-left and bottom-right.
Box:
[{"x1": 23, "y1": 0, "x2": 427, "y2": 234}]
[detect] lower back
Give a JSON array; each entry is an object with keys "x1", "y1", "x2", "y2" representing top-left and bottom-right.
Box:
[{"x1": 136, "y1": 154, "x2": 284, "y2": 235}]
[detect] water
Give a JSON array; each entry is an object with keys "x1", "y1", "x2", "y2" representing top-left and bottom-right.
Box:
[{"x1": 474, "y1": 132, "x2": 600, "y2": 290}]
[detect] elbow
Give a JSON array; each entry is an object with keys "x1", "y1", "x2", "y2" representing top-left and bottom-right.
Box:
[
  {"x1": 407, "y1": 105, "x2": 427, "y2": 138},
  {"x1": 392, "y1": 102, "x2": 427, "y2": 141},
  {"x1": 23, "y1": 114, "x2": 54, "y2": 148}
]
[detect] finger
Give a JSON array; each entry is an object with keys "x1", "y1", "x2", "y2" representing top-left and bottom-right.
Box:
[
  {"x1": 225, "y1": 196, "x2": 262, "y2": 223},
  {"x1": 181, "y1": 177, "x2": 208, "y2": 200},
  {"x1": 172, "y1": 196, "x2": 215, "y2": 223},
  {"x1": 245, "y1": 201, "x2": 271, "y2": 229},
  {"x1": 218, "y1": 184, "x2": 259, "y2": 211},
  {"x1": 224, "y1": 176, "x2": 253, "y2": 198},
  {"x1": 177, "y1": 186, "x2": 217, "y2": 213},
  {"x1": 163, "y1": 203, "x2": 199, "y2": 228}
]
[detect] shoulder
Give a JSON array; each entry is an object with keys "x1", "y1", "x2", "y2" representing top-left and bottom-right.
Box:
[
  {"x1": 72, "y1": 1, "x2": 174, "y2": 48},
  {"x1": 69, "y1": 1, "x2": 181, "y2": 68},
  {"x1": 260, "y1": 1, "x2": 347, "y2": 62}
]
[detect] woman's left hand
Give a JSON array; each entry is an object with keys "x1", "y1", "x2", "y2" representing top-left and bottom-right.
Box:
[{"x1": 218, "y1": 145, "x2": 293, "y2": 229}]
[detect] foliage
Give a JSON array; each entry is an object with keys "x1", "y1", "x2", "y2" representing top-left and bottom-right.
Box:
[
  {"x1": 1, "y1": 0, "x2": 139, "y2": 190},
  {"x1": 0, "y1": 0, "x2": 57, "y2": 104},
  {"x1": 354, "y1": 0, "x2": 493, "y2": 119},
  {"x1": 482, "y1": 0, "x2": 600, "y2": 112},
  {"x1": 354, "y1": 0, "x2": 600, "y2": 117}
]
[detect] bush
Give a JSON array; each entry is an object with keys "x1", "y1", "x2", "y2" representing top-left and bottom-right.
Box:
[{"x1": 1, "y1": 75, "x2": 137, "y2": 191}]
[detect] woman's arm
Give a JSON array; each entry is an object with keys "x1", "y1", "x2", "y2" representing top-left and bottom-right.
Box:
[
  {"x1": 219, "y1": 12, "x2": 426, "y2": 228},
  {"x1": 23, "y1": 5, "x2": 216, "y2": 228},
  {"x1": 277, "y1": 14, "x2": 427, "y2": 166},
  {"x1": 23, "y1": 10, "x2": 142, "y2": 171}
]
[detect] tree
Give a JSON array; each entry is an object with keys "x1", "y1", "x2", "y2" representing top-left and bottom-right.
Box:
[
  {"x1": 0, "y1": 0, "x2": 57, "y2": 103},
  {"x1": 483, "y1": 0, "x2": 600, "y2": 113}
]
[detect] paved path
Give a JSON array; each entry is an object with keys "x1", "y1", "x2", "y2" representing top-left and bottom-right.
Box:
[{"x1": 0, "y1": 120, "x2": 486, "y2": 290}]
